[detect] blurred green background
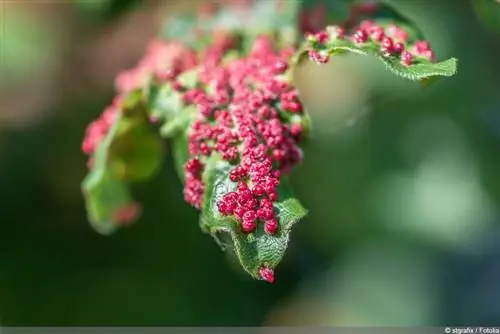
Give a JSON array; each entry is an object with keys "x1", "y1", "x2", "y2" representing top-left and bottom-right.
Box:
[{"x1": 1, "y1": 0, "x2": 500, "y2": 326}]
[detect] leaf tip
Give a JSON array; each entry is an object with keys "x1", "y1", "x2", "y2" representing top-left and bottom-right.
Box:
[
  {"x1": 450, "y1": 57, "x2": 458, "y2": 74},
  {"x1": 89, "y1": 220, "x2": 117, "y2": 236},
  {"x1": 417, "y1": 57, "x2": 458, "y2": 88}
]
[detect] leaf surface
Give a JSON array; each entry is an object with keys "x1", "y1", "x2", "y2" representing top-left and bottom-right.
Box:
[
  {"x1": 82, "y1": 91, "x2": 163, "y2": 235},
  {"x1": 200, "y1": 157, "x2": 307, "y2": 279}
]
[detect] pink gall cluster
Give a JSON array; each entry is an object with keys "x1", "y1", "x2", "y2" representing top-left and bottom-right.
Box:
[
  {"x1": 175, "y1": 36, "x2": 304, "y2": 242},
  {"x1": 115, "y1": 40, "x2": 198, "y2": 94},
  {"x1": 307, "y1": 20, "x2": 437, "y2": 67}
]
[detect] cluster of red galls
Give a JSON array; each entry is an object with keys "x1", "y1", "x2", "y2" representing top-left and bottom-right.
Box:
[
  {"x1": 176, "y1": 36, "x2": 306, "y2": 284},
  {"x1": 179, "y1": 36, "x2": 304, "y2": 238},
  {"x1": 81, "y1": 34, "x2": 298, "y2": 282},
  {"x1": 307, "y1": 20, "x2": 437, "y2": 67}
]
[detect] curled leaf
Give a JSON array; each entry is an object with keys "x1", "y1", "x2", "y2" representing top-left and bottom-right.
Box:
[
  {"x1": 110, "y1": 125, "x2": 163, "y2": 182},
  {"x1": 81, "y1": 91, "x2": 163, "y2": 235},
  {"x1": 295, "y1": 21, "x2": 457, "y2": 85},
  {"x1": 82, "y1": 167, "x2": 140, "y2": 235},
  {"x1": 82, "y1": 115, "x2": 139, "y2": 235}
]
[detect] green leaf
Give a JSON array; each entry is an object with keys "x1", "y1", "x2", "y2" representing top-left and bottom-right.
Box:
[
  {"x1": 177, "y1": 70, "x2": 198, "y2": 89},
  {"x1": 145, "y1": 79, "x2": 192, "y2": 181},
  {"x1": 82, "y1": 91, "x2": 163, "y2": 235},
  {"x1": 159, "y1": 115, "x2": 190, "y2": 138},
  {"x1": 110, "y1": 125, "x2": 163, "y2": 182},
  {"x1": 199, "y1": 157, "x2": 307, "y2": 280},
  {"x1": 147, "y1": 79, "x2": 196, "y2": 139},
  {"x1": 148, "y1": 84, "x2": 181, "y2": 123},
  {"x1": 293, "y1": 1, "x2": 457, "y2": 84},
  {"x1": 296, "y1": 34, "x2": 457, "y2": 84},
  {"x1": 295, "y1": 1, "x2": 456, "y2": 86},
  {"x1": 111, "y1": 91, "x2": 163, "y2": 182},
  {"x1": 82, "y1": 115, "x2": 138, "y2": 235},
  {"x1": 472, "y1": 0, "x2": 500, "y2": 33},
  {"x1": 82, "y1": 165, "x2": 136, "y2": 236}
]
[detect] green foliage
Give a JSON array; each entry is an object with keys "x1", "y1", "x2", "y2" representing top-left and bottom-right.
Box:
[
  {"x1": 294, "y1": 1, "x2": 458, "y2": 87},
  {"x1": 82, "y1": 91, "x2": 163, "y2": 235},
  {"x1": 81, "y1": 114, "x2": 136, "y2": 235},
  {"x1": 296, "y1": 37, "x2": 457, "y2": 85},
  {"x1": 80, "y1": 0, "x2": 458, "y2": 282},
  {"x1": 146, "y1": 76, "x2": 197, "y2": 181}
]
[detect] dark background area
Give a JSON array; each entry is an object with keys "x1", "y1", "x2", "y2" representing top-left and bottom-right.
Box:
[{"x1": 1, "y1": 0, "x2": 500, "y2": 326}]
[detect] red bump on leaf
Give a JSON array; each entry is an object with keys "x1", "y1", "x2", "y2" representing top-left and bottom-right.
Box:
[
  {"x1": 400, "y1": 50, "x2": 413, "y2": 66},
  {"x1": 381, "y1": 36, "x2": 394, "y2": 55},
  {"x1": 241, "y1": 220, "x2": 256, "y2": 233},
  {"x1": 315, "y1": 31, "x2": 329, "y2": 45},
  {"x1": 308, "y1": 49, "x2": 329, "y2": 64},
  {"x1": 273, "y1": 60, "x2": 289, "y2": 74},
  {"x1": 264, "y1": 218, "x2": 279, "y2": 235},
  {"x1": 258, "y1": 266, "x2": 275, "y2": 283},
  {"x1": 352, "y1": 29, "x2": 368, "y2": 44},
  {"x1": 385, "y1": 24, "x2": 408, "y2": 43},
  {"x1": 393, "y1": 42, "x2": 404, "y2": 54}
]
